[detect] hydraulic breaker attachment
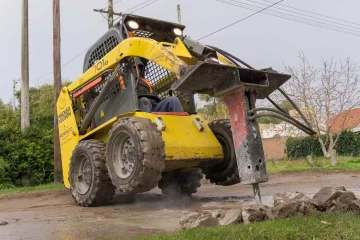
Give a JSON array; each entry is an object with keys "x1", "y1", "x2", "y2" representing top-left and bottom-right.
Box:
[
  {"x1": 222, "y1": 88, "x2": 266, "y2": 203},
  {"x1": 172, "y1": 62, "x2": 291, "y2": 203},
  {"x1": 173, "y1": 62, "x2": 290, "y2": 99}
]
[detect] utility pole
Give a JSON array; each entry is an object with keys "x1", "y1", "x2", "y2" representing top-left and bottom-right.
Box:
[
  {"x1": 108, "y1": 0, "x2": 114, "y2": 29},
  {"x1": 13, "y1": 78, "x2": 19, "y2": 111},
  {"x1": 21, "y1": 0, "x2": 30, "y2": 133},
  {"x1": 177, "y1": 4, "x2": 181, "y2": 24},
  {"x1": 53, "y1": 0, "x2": 62, "y2": 183},
  {"x1": 94, "y1": 0, "x2": 123, "y2": 29}
]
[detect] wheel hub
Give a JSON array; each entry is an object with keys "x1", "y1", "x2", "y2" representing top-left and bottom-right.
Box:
[
  {"x1": 114, "y1": 132, "x2": 137, "y2": 179},
  {"x1": 74, "y1": 154, "x2": 93, "y2": 195},
  {"x1": 122, "y1": 138, "x2": 136, "y2": 174}
]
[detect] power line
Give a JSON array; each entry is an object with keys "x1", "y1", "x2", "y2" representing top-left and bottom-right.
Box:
[
  {"x1": 217, "y1": 0, "x2": 360, "y2": 36},
  {"x1": 227, "y1": 0, "x2": 360, "y2": 33},
  {"x1": 32, "y1": 48, "x2": 89, "y2": 82},
  {"x1": 130, "y1": 0, "x2": 158, "y2": 13},
  {"x1": 197, "y1": 0, "x2": 284, "y2": 40},
  {"x1": 219, "y1": 0, "x2": 360, "y2": 36},
  {"x1": 126, "y1": 0, "x2": 154, "y2": 12},
  {"x1": 236, "y1": 0, "x2": 360, "y2": 31},
  {"x1": 100, "y1": 12, "x2": 108, "y2": 22},
  {"x1": 258, "y1": 0, "x2": 360, "y2": 26},
  {"x1": 101, "y1": 0, "x2": 122, "y2": 10},
  {"x1": 113, "y1": 0, "x2": 159, "y2": 22},
  {"x1": 32, "y1": 0, "x2": 160, "y2": 83}
]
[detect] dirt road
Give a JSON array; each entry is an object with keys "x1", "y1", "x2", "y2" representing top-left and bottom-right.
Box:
[{"x1": 0, "y1": 171, "x2": 359, "y2": 240}]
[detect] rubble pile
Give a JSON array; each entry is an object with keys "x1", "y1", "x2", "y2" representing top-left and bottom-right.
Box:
[{"x1": 179, "y1": 186, "x2": 360, "y2": 229}]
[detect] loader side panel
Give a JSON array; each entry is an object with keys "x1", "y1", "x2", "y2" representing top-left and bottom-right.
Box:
[
  {"x1": 79, "y1": 112, "x2": 224, "y2": 164},
  {"x1": 57, "y1": 89, "x2": 80, "y2": 188},
  {"x1": 133, "y1": 112, "x2": 223, "y2": 161}
]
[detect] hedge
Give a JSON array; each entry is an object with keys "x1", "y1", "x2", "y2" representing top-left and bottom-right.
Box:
[
  {"x1": 0, "y1": 114, "x2": 54, "y2": 188},
  {"x1": 286, "y1": 131, "x2": 360, "y2": 159}
]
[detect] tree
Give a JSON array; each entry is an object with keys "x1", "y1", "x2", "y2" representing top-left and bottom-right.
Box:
[
  {"x1": 0, "y1": 99, "x2": 5, "y2": 109},
  {"x1": 280, "y1": 52, "x2": 360, "y2": 165},
  {"x1": 15, "y1": 81, "x2": 71, "y2": 127},
  {"x1": 196, "y1": 94, "x2": 229, "y2": 121},
  {"x1": 0, "y1": 81, "x2": 72, "y2": 188},
  {"x1": 197, "y1": 94, "x2": 293, "y2": 125}
]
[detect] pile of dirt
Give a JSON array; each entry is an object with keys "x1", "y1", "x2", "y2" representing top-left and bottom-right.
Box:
[{"x1": 179, "y1": 186, "x2": 360, "y2": 229}]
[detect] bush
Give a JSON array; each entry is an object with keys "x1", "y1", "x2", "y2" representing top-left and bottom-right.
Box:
[
  {"x1": 0, "y1": 83, "x2": 73, "y2": 189},
  {"x1": 286, "y1": 131, "x2": 360, "y2": 159},
  {"x1": 336, "y1": 131, "x2": 360, "y2": 157},
  {"x1": 0, "y1": 121, "x2": 54, "y2": 188},
  {"x1": 0, "y1": 158, "x2": 13, "y2": 189},
  {"x1": 0, "y1": 106, "x2": 54, "y2": 189},
  {"x1": 286, "y1": 135, "x2": 323, "y2": 159}
]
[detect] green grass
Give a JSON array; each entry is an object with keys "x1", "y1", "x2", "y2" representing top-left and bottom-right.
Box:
[
  {"x1": 140, "y1": 214, "x2": 360, "y2": 240},
  {"x1": 0, "y1": 183, "x2": 64, "y2": 195},
  {"x1": 267, "y1": 156, "x2": 360, "y2": 173}
]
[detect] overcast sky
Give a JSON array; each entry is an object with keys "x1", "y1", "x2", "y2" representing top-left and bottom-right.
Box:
[{"x1": 0, "y1": 0, "x2": 359, "y2": 104}]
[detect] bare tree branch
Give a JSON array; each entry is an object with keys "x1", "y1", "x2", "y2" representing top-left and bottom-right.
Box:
[{"x1": 280, "y1": 53, "x2": 360, "y2": 164}]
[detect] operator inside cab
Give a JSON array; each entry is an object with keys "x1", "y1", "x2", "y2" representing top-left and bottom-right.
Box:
[{"x1": 132, "y1": 57, "x2": 184, "y2": 113}]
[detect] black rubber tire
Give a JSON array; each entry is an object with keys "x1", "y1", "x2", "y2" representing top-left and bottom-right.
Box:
[
  {"x1": 203, "y1": 119, "x2": 240, "y2": 186},
  {"x1": 158, "y1": 169, "x2": 202, "y2": 197},
  {"x1": 69, "y1": 139, "x2": 116, "y2": 207},
  {"x1": 106, "y1": 117, "x2": 165, "y2": 193}
]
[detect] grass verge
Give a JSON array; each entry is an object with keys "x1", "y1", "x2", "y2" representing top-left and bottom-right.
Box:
[
  {"x1": 0, "y1": 183, "x2": 64, "y2": 195},
  {"x1": 140, "y1": 213, "x2": 360, "y2": 240},
  {"x1": 267, "y1": 156, "x2": 360, "y2": 173}
]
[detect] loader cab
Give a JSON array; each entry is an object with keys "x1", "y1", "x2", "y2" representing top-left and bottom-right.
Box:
[{"x1": 80, "y1": 14, "x2": 195, "y2": 129}]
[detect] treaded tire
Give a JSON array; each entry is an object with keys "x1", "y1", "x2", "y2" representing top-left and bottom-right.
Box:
[
  {"x1": 69, "y1": 139, "x2": 115, "y2": 207},
  {"x1": 158, "y1": 169, "x2": 202, "y2": 197},
  {"x1": 106, "y1": 117, "x2": 165, "y2": 193},
  {"x1": 203, "y1": 119, "x2": 240, "y2": 186}
]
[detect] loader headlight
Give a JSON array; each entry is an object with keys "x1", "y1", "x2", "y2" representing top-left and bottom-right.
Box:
[
  {"x1": 173, "y1": 28, "x2": 183, "y2": 36},
  {"x1": 127, "y1": 20, "x2": 139, "y2": 30}
]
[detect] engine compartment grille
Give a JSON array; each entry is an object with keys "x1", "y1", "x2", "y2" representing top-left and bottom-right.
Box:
[{"x1": 87, "y1": 36, "x2": 119, "y2": 70}]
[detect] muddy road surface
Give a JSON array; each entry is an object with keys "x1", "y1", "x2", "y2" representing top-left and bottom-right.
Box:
[{"x1": 1, "y1": 171, "x2": 359, "y2": 240}]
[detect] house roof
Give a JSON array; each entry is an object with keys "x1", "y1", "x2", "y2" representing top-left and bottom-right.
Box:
[
  {"x1": 326, "y1": 108, "x2": 360, "y2": 133},
  {"x1": 352, "y1": 124, "x2": 360, "y2": 133}
]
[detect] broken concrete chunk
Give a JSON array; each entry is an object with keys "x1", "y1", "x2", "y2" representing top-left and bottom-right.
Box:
[
  {"x1": 220, "y1": 208, "x2": 242, "y2": 226},
  {"x1": 270, "y1": 196, "x2": 320, "y2": 219},
  {"x1": 179, "y1": 210, "x2": 219, "y2": 229},
  {"x1": 273, "y1": 192, "x2": 306, "y2": 207},
  {"x1": 350, "y1": 199, "x2": 360, "y2": 214},
  {"x1": 312, "y1": 186, "x2": 356, "y2": 212},
  {"x1": 208, "y1": 210, "x2": 226, "y2": 219},
  {"x1": 241, "y1": 204, "x2": 269, "y2": 224}
]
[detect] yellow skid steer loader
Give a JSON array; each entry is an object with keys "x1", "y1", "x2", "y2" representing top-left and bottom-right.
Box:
[{"x1": 57, "y1": 14, "x2": 314, "y2": 206}]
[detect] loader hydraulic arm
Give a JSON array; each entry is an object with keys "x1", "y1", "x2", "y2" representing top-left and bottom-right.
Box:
[{"x1": 66, "y1": 37, "x2": 188, "y2": 95}]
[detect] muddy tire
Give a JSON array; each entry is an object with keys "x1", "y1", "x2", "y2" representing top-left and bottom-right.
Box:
[
  {"x1": 203, "y1": 119, "x2": 240, "y2": 186},
  {"x1": 69, "y1": 139, "x2": 115, "y2": 207},
  {"x1": 158, "y1": 169, "x2": 202, "y2": 197},
  {"x1": 106, "y1": 117, "x2": 165, "y2": 193}
]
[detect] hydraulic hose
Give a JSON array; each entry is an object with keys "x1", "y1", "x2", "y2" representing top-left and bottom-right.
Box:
[
  {"x1": 249, "y1": 108, "x2": 316, "y2": 135},
  {"x1": 79, "y1": 63, "x2": 122, "y2": 135},
  {"x1": 206, "y1": 45, "x2": 255, "y2": 69},
  {"x1": 249, "y1": 113, "x2": 314, "y2": 135}
]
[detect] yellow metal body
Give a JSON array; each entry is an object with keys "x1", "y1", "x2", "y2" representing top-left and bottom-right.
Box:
[
  {"x1": 57, "y1": 36, "x2": 228, "y2": 189},
  {"x1": 57, "y1": 99, "x2": 223, "y2": 188}
]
